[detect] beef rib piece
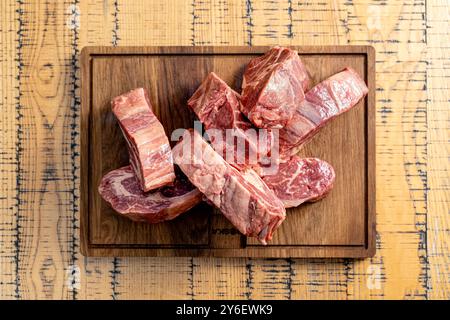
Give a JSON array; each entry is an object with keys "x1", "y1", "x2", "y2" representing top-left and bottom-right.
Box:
[
  {"x1": 172, "y1": 129, "x2": 286, "y2": 245},
  {"x1": 280, "y1": 67, "x2": 369, "y2": 156},
  {"x1": 112, "y1": 88, "x2": 175, "y2": 191},
  {"x1": 188, "y1": 72, "x2": 274, "y2": 170},
  {"x1": 98, "y1": 166, "x2": 202, "y2": 223},
  {"x1": 261, "y1": 156, "x2": 335, "y2": 208},
  {"x1": 241, "y1": 46, "x2": 310, "y2": 129}
]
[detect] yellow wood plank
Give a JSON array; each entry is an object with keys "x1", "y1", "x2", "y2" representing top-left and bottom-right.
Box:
[
  {"x1": 344, "y1": 0, "x2": 428, "y2": 299},
  {"x1": 290, "y1": 259, "x2": 351, "y2": 299},
  {"x1": 0, "y1": 0, "x2": 19, "y2": 300},
  {"x1": 244, "y1": 0, "x2": 290, "y2": 46},
  {"x1": 191, "y1": 0, "x2": 248, "y2": 46},
  {"x1": 190, "y1": 258, "x2": 250, "y2": 299},
  {"x1": 79, "y1": 0, "x2": 117, "y2": 46},
  {"x1": 245, "y1": 259, "x2": 293, "y2": 300},
  {"x1": 426, "y1": 0, "x2": 450, "y2": 300},
  {"x1": 17, "y1": 0, "x2": 76, "y2": 299},
  {"x1": 117, "y1": 0, "x2": 192, "y2": 46},
  {"x1": 112, "y1": 258, "x2": 195, "y2": 299},
  {"x1": 290, "y1": 0, "x2": 348, "y2": 45}
]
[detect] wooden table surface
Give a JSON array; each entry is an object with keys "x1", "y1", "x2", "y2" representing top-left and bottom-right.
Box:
[{"x1": 0, "y1": 0, "x2": 448, "y2": 300}]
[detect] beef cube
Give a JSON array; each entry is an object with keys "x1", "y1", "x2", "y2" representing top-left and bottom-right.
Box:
[{"x1": 241, "y1": 46, "x2": 310, "y2": 129}]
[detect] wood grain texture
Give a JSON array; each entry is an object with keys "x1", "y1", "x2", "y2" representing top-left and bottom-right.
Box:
[
  {"x1": 344, "y1": 0, "x2": 429, "y2": 299},
  {"x1": 426, "y1": 0, "x2": 450, "y2": 300},
  {"x1": 0, "y1": 0, "x2": 19, "y2": 299},
  {"x1": 0, "y1": 0, "x2": 448, "y2": 299},
  {"x1": 14, "y1": 0, "x2": 75, "y2": 299},
  {"x1": 80, "y1": 46, "x2": 375, "y2": 258}
]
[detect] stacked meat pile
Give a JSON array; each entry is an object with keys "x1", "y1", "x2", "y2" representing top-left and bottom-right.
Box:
[{"x1": 98, "y1": 46, "x2": 368, "y2": 244}]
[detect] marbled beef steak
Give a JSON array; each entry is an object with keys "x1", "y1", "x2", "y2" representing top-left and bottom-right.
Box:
[
  {"x1": 261, "y1": 156, "x2": 335, "y2": 208},
  {"x1": 98, "y1": 166, "x2": 202, "y2": 223}
]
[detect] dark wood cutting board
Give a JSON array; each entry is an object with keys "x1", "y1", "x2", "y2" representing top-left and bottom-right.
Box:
[{"x1": 80, "y1": 46, "x2": 375, "y2": 258}]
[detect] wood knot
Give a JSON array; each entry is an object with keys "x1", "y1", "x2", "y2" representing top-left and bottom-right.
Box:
[{"x1": 37, "y1": 63, "x2": 54, "y2": 83}]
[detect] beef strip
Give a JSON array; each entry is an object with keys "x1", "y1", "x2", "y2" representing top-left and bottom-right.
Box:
[
  {"x1": 112, "y1": 88, "x2": 175, "y2": 191},
  {"x1": 280, "y1": 67, "x2": 368, "y2": 156}
]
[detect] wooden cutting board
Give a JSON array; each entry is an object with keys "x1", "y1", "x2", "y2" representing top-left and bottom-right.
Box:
[{"x1": 80, "y1": 46, "x2": 375, "y2": 258}]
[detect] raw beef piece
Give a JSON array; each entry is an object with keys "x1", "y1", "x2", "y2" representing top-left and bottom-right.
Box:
[
  {"x1": 98, "y1": 166, "x2": 202, "y2": 223},
  {"x1": 261, "y1": 156, "x2": 335, "y2": 208},
  {"x1": 280, "y1": 67, "x2": 369, "y2": 156},
  {"x1": 172, "y1": 129, "x2": 286, "y2": 245},
  {"x1": 188, "y1": 72, "x2": 251, "y2": 131},
  {"x1": 188, "y1": 72, "x2": 274, "y2": 170},
  {"x1": 241, "y1": 46, "x2": 310, "y2": 129},
  {"x1": 112, "y1": 88, "x2": 175, "y2": 191}
]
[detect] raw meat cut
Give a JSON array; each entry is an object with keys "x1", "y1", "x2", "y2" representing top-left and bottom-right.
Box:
[
  {"x1": 261, "y1": 156, "x2": 335, "y2": 208},
  {"x1": 112, "y1": 88, "x2": 175, "y2": 191},
  {"x1": 172, "y1": 129, "x2": 286, "y2": 245},
  {"x1": 187, "y1": 72, "x2": 274, "y2": 170},
  {"x1": 188, "y1": 72, "x2": 250, "y2": 132},
  {"x1": 280, "y1": 67, "x2": 368, "y2": 156},
  {"x1": 98, "y1": 166, "x2": 202, "y2": 223},
  {"x1": 241, "y1": 46, "x2": 310, "y2": 129}
]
